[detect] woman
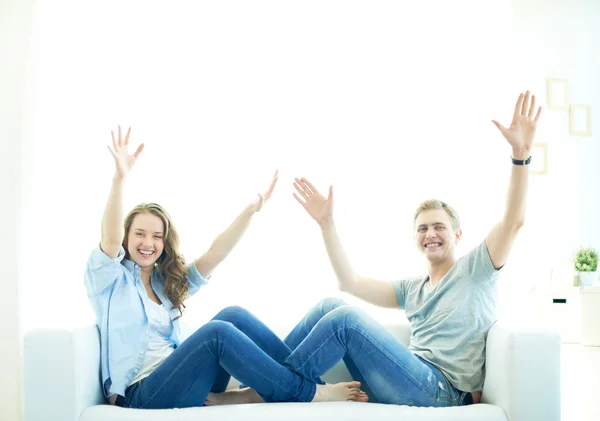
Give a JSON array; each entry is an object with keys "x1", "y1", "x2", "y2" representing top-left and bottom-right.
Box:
[{"x1": 84, "y1": 126, "x2": 364, "y2": 409}]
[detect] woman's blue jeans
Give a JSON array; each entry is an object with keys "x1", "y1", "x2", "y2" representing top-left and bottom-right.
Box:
[{"x1": 122, "y1": 298, "x2": 466, "y2": 408}]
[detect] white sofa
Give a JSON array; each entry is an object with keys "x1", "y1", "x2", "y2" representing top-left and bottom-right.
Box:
[{"x1": 23, "y1": 322, "x2": 561, "y2": 421}]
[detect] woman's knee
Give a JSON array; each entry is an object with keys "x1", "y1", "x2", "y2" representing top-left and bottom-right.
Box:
[
  {"x1": 211, "y1": 305, "x2": 253, "y2": 323},
  {"x1": 198, "y1": 320, "x2": 236, "y2": 340},
  {"x1": 184, "y1": 320, "x2": 239, "y2": 355}
]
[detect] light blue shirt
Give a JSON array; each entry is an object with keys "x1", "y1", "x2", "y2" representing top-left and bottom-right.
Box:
[{"x1": 84, "y1": 245, "x2": 208, "y2": 398}]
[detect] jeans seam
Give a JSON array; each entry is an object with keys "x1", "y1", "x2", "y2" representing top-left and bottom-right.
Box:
[
  {"x1": 138, "y1": 333, "x2": 312, "y2": 407},
  {"x1": 137, "y1": 338, "x2": 218, "y2": 408},
  {"x1": 292, "y1": 322, "x2": 438, "y2": 400},
  {"x1": 221, "y1": 342, "x2": 313, "y2": 402}
]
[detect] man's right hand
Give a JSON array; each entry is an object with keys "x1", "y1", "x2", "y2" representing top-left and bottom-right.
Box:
[{"x1": 293, "y1": 177, "x2": 333, "y2": 227}]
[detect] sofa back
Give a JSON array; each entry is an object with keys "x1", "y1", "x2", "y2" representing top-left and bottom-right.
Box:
[
  {"x1": 24, "y1": 321, "x2": 563, "y2": 421},
  {"x1": 24, "y1": 322, "x2": 412, "y2": 416}
]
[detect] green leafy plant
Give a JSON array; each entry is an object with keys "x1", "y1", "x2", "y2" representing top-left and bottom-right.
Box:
[{"x1": 574, "y1": 247, "x2": 599, "y2": 272}]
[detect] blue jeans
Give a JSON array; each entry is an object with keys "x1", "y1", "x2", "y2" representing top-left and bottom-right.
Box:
[
  {"x1": 282, "y1": 298, "x2": 468, "y2": 407},
  {"x1": 122, "y1": 298, "x2": 467, "y2": 408},
  {"x1": 121, "y1": 313, "x2": 318, "y2": 408},
  {"x1": 216, "y1": 298, "x2": 466, "y2": 406}
]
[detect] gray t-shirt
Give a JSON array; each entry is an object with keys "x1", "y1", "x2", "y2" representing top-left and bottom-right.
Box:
[{"x1": 392, "y1": 240, "x2": 500, "y2": 392}]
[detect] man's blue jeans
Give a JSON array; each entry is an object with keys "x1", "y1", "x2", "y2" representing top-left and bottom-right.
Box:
[{"x1": 281, "y1": 298, "x2": 468, "y2": 406}]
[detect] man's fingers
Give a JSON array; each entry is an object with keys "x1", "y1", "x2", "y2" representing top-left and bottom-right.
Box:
[
  {"x1": 534, "y1": 106, "x2": 542, "y2": 123},
  {"x1": 491, "y1": 120, "x2": 507, "y2": 134},
  {"x1": 513, "y1": 93, "x2": 524, "y2": 119},
  {"x1": 133, "y1": 143, "x2": 144, "y2": 158},
  {"x1": 293, "y1": 193, "x2": 307, "y2": 208},
  {"x1": 301, "y1": 177, "x2": 320, "y2": 196},
  {"x1": 521, "y1": 91, "x2": 531, "y2": 115},
  {"x1": 528, "y1": 95, "x2": 536, "y2": 119},
  {"x1": 124, "y1": 126, "x2": 132, "y2": 145},
  {"x1": 293, "y1": 181, "x2": 310, "y2": 200},
  {"x1": 111, "y1": 130, "x2": 118, "y2": 151}
]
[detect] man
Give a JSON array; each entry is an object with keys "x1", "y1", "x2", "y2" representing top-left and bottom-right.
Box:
[{"x1": 285, "y1": 91, "x2": 541, "y2": 406}]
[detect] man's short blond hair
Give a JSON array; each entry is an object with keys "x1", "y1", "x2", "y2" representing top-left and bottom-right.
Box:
[{"x1": 413, "y1": 199, "x2": 460, "y2": 231}]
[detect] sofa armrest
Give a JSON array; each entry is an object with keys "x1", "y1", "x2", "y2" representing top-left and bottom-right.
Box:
[
  {"x1": 482, "y1": 323, "x2": 561, "y2": 421},
  {"x1": 24, "y1": 326, "x2": 105, "y2": 421}
]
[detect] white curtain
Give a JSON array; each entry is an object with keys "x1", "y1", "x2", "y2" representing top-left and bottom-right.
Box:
[{"x1": 23, "y1": 0, "x2": 522, "y2": 331}]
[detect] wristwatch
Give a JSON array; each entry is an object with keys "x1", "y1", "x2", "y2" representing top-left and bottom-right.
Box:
[{"x1": 511, "y1": 156, "x2": 532, "y2": 165}]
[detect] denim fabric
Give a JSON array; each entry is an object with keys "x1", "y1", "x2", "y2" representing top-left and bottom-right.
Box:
[
  {"x1": 283, "y1": 298, "x2": 467, "y2": 407},
  {"x1": 84, "y1": 245, "x2": 208, "y2": 397},
  {"x1": 121, "y1": 317, "x2": 316, "y2": 408},
  {"x1": 122, "y1": 299, "x2": 468, "y2": 408}
]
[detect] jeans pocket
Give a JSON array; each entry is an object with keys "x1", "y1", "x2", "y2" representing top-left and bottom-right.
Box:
[
  {"x1": 432, "y1": 378, "x2": 464, "y2": 407},
  {"x1": 124, "y1": 380, "x2": 142, "y2": 408},
  {"x1": 459, "y1": 391, "x2": 473, "y2": 406}
]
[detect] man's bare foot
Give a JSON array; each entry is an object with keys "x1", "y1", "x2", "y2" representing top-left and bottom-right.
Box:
[
  {"x1": 312, "y1": 381, "x2": 363, "y2": 402},
  {"x1": 204, "y1": 388, "x2": 264, "y2": 406}
]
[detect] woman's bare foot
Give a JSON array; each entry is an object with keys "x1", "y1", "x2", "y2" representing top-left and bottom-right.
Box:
[
  {"x1": 312, "y1": 381, "x2": 364, "y2": 402},
  {"x1": 356, "y1": 391, "x2": 369, "y2": 402},
  {"x1": 204, "y1": 388, "x2": 264, "y2": 406}
]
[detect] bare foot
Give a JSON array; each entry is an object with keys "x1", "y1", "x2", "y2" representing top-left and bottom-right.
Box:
[
  {"x1": 205, "y1": 388, "x2": 264, "y2": 406},
  {"x1": 356, "y1": 391, "x2": 369, "y2": 402},
  {"x1": 312, "y1": 381, "x2": 363, "y2": 402}
]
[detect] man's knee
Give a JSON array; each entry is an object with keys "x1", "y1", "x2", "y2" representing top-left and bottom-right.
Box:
[
  {"x1": 326, "y1": 305, "x2": 367, "y2": 326},
  {"x1": 316, "y1": 297, "x2": 347, "y2": 313}
]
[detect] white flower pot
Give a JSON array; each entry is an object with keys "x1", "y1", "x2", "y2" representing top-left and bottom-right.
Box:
[{"x1": 579, "y1": 271, "x2": 597, "y2": 287}]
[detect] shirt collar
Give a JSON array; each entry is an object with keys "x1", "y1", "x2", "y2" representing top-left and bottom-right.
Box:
[
  {"x1": 122, "y1": 258, "x2": 175, "y2": 309},
  {"x1": 122, "y1": 258, "x2": 136, "y2": 273}
]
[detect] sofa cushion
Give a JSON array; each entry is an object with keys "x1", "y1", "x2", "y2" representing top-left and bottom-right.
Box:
[{"x1": 81, "y1": 401, "x2": 508, "y2": 421}]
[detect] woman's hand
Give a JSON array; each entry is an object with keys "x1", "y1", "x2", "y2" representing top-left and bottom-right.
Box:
[{"x1": 108, "y1": 126, "x2": 144, "y2": 179}]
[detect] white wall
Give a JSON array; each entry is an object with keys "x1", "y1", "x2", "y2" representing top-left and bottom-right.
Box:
[
  {"x1": 5, "y1": 0, "x2": 599, "y2": 416},
  {"x1": 501, "y1": 0, "x2": 600, "y2": 323},
  {"x1": 0, "y1": 1, "x2": 35, "y2": 420},
  {"x1": 22, "y1": 0, "x2": 600, "y2": 330},
  {"x1": 21, "y1": 0, "x2": 513, "y2": 331}
]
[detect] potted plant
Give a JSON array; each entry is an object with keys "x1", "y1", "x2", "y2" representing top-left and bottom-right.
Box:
[{"x1": 574, "y1": 247, "x2": 598, "y2": 287}]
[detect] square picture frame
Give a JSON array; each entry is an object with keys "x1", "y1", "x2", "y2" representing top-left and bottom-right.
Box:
[
  {"x1": 569, "y1": 104, "x2": 592, "y2": 136},
  {"x1": 530, "y1": 143, "x2": 548, "y2": 175}
]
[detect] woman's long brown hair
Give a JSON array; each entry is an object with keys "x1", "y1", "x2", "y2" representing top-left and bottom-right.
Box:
[{"x1": 123, "y1": 203, "x2": 188, "y2": 316}]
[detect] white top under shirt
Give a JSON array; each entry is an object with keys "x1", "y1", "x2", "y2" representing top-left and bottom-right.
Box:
[{"x1": 129, "y1": 299, "x2": 175, "y2": 385}]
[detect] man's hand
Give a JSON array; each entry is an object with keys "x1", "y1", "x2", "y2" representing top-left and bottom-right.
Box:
[
  {"x1": 293, "y1": 177, "x2": 333, "y2": 227},
  {"x1": 485, "y1": 90, "x2": 542, "y2": 270},
  {"x1": 492, "y1": 91, "x2": 542, "y2": 158}
]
